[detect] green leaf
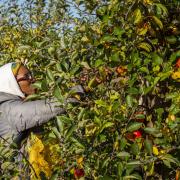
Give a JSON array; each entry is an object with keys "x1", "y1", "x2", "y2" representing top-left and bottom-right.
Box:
[
  {"x1": 102, "y1": 15, "x2": 110, "y2": 24},
  {"x1": 65, "y1": 125, "x2": 76, "y2": 141},
  {"x1": 101, "y1": 35, "x2": 114, "y2": 42},
  {"x1": 57, "y1": 115, "x2": 72, "y2": 124},
  {"x1": 102, "y1": 157, "x2": 111, "y2": 168},
  {"x1": 70, "y1": 65, "x2": 81, "y2": 75},
  {"x1": 110, "y1": 92, "x2": 120, "y2": 101},
  {"x1": 144, "y1": 139, "x2": 152, "y2": 155},
  {"x1": 94, "y1": 116, "x2": 101, "y2": 125},
  {"x1": 166, "y1": 92, "x2": 179, "y2": 99},
  {"x1": 161, "y1": 154, "x2": 179, "y2": 165},
  {"x1": 152, "y1": 16, "x2": 163, "y2": 29},
  {"x1": 117, "y1": 151, "x2": 130, "y2": 158},
  {"x1": 70, "y1": 137, "x2": 85, "y2": 149},
  {"x1": 100, "y1": 122, "x2": 114, "y2": 133},
  {"x1": 25, "y1": 94, "x2": 41, "y2": 101},
  {"x1": 95, "y1": 59, "x2": 104, "y2": 67},
  {"x1": 17, "y1": 45, "x2": 31, "y2": 53},
  {"x1": 41, "y1": 80, "x2": 48, "y2": 91},
  {"x1": 1, "y1": 162, "x2": 14, "y2": 170},
  {"x1": 117, "y1": 162, "x2": 124, "y2": 178},
  {"x1": 126, "y1": 95, "x2": 133, "y2": 108},
  {"x1": 138, "y1": 42, "x2": 152, "y2": 52},
  {"x1": 124, "y1": 174, "x2": 142, "y2": 180},
  {"x1": 131, "y1": 143, "x2": 139, "y2": 155},
  {"x1": 158, "y1": 71, "x2": 173, "y2": 81},
  {"x1": 96, "y1": 6, "x2": 106, "y2": 16},
  {"x1": 127, "y1": 87, "x2": 139, "y2": 95},
  {"x1": 154, "y1": 3, "x2": 168, "y2": 16},
  {"x1": 135, "y1": 114, "x2": 145, "y2": 119},
  {"x1": 61, "y1": 60, "x2": 70, "y2": 72},
  {"x1": 127, "y1": 122, "x2": 142, "y2": 132},
  {"x1": 32, "y1": 81, "x2": 42, "y2": 89},
  {"x1": 153, "y1": 77, "x2": 160, "y2": 86},
  {"x1": 126, "y1": 164, "x2": 138, "y2": 175},
  {"x1": 48, "y1": 46, "x2": 56, "y2": 55},
  {"x1": 110, "y1": 52, "x2": 119, "y2": 62},
  {"x1": 56, "y1": 63, "x2": 62, "y2": 72},
  {"x1": 163, "y1": 160, "x2": 171, "y2": 168},
  {"x1": 98, "y1": 175, "x2": 113, "y2": 180},
  {"x1": 52, "y1": 127, "x2": 61, "y2": 139},
  {"x1": 78, "y1": 108, "x2": 85, "y2": 121},
  {"x1": 139, "y1": 67, "x2": 149, "y2": 74},
  {"x1": 127, "y1": 161, "x2": 141, "y2": 165},
  {"x1": 88, "y1": 77, "x2": 96, "y2": 88},
  {"x1": 95, "y1": 99, "x2": 107, "y2": 107},
  {"x1": 113, "y1": 27, "x2": 125, "y2": 36},
  {"x1": 166, "y1": 36, "x2": 177, "y2": 44},
  {"x1": 151, "y1": 53, "x2": 163, "y2": 65},
  {"x1": 120, "y1": 138, "x2": 127, "y2": 150},
  {"x1": 169, "y1": 50, "x2": 180, "y2": 62},
  {"x1": 144, "y1": 127, "x2": 159, "y2": 135},
  {"x1": 47, "y1": 69, "x2": 54, "y2": 81},
  {"x1": 81, "y1": 61, "x2": 91, "y2": 69},
  {"x1": 53, "y1": 86, "x2": 64, "y2": 103},
  {"x1": 56, "y1": 116, "x2": 64, "y2": 133},
  {"x1": 144, "y1": 86, "x2": 152, "y2": 94}
]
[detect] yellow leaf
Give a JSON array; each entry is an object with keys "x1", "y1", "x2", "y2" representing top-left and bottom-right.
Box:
[
  {"x1": 28, "y1": 134, "x2": 52, "y2": 179},
  {"x1": 168, "y1": 114, "x2": 176, "y2": 121},
  {"x1": 172, "y1": 71, "x2": 180, "y2": 79},
  {"x1": 85, "y1": 123, "x2": 98, "y2": 137},
  {"x1": 149, "y1": 162, "x2": 154, "y2": 175},
  {"x1": 137, "y1": 23, "x2": 149, "y2": 35},
  {"x1": 81, "y1": 36, "x2": 90, "y2": 43},
  {"x1": 91, "y1": 25, "x2": 102, "y2": 35},
  {"x1": 113, "y1": 141, "x2": 119, "y2": 150},
  {"x1": 74, "y1": 94, "x2": 81, "y2": 101},
  {"x1": 77, "y1": 157, "x2": 84, "y2": 164},
  {"x1": 137, "y1": 26, "x2": 148, "y2": 35},
  {"x1": 120, "y1": 105, "x2": 127, "y2": 113},
  {"x1": 176, "y1": 169, "x2": 180, "y2": 180},
  {"x1": 153, "y1": 146, "x2": 159, "y2": 156},
  {"x1": 143, "y1": 0, "x2": 153, "y2": 5},
  {"x1": 70, "y1": 168, "x2": 75, "y2": 174},
  {"x1": 134, "y1": 9, "x2": 142, "y2": 24},
  {"x1": 160, "y1": 150, "x2": 165, "y2": 154}
]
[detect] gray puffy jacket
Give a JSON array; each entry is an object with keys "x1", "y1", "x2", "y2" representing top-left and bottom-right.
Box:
[{"x1": 0, "y1": 92, "x2": 65, "y2": 140}]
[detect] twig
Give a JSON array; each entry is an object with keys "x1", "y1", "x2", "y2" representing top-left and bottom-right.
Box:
[
  {"x1": 123, "y1": 1, "x2": 137, "y2": 28},
  {"x1": 0, "y1": 135, "x2": 38, "y2": 179}
]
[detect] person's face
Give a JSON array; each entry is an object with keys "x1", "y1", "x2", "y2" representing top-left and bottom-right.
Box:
[{"x1": 15, "y1": 65, "x2": 36, "y2": 96}]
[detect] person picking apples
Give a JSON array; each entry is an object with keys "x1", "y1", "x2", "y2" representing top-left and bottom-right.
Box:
[{"x1": 0, "y1": 62, "x2": 84, "y2": 146}]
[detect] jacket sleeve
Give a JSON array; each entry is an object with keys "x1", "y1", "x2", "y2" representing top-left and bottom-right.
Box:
[{"x1": 4, "y1": 98, "x2": 66, "y2": 134}]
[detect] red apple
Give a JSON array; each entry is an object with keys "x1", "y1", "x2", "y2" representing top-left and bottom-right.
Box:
[
  {"x1": 133, "y1": 131, "x2": 142, "y2": 138},
  {"x1": 74, "y1": 168, "x2": 85, "y2": 179},
  {"x1": 175, "y1": 58, "x2": 180, "y2": 68}
]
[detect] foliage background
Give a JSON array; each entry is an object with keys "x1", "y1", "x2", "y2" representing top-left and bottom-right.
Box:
[{"x1": 0, "y1": 0, "x2": 179, "y2": 179}]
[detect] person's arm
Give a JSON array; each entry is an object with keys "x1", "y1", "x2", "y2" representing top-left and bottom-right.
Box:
[{"x1": 4, "y1": 98, "x2": 66, "y2": 134}]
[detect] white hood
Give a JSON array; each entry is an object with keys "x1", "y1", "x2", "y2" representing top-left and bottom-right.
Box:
[{"x1": 0, "y1": 63, "x2": 25, "y2": 98}]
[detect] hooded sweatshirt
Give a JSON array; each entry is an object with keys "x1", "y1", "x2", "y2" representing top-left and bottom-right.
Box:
[
  {"x1": 0, "y1": 63, "x2": 66, "y2": 140},
  {"x1": 0, "y1": 63, "x2": 25, "y2": 98}
]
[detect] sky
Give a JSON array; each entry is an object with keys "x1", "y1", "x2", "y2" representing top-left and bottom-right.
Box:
[{"x1": 0, "y1": 0, "x2": 79, "y2": 18}]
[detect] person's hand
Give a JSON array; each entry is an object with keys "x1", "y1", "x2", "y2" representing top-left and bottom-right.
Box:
[
  {"x1": 69, "y1": 85, "x2": 85, "y2": 95},
  {"x1": 64, "y1": 85, "x2": 85, "y2": 106},
  {"x1": 69, "y1": 85, "x2": 86, "y2": 100},
  {"x1": 66, "y1": 97, "x2": 80, "y2": 105}
]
